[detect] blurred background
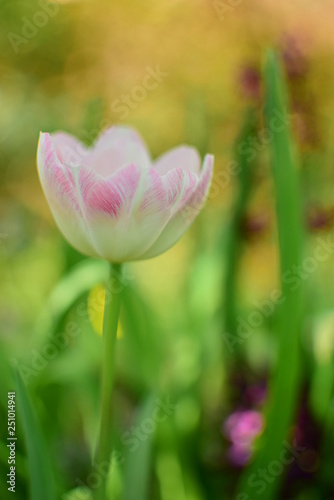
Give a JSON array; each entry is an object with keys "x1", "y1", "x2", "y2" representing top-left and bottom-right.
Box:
[{"x1": 2, "y1": 0, "x2": 334, "y2": 499}]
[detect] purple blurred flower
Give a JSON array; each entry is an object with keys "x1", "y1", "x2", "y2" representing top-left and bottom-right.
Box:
[
  {"x1": 244, "y1": 383, "x2": 267, "y2": 406},
  {"x1": 223, "y1": 410, "x2": 264, "y2": 466},
  {"x1": 227, "y1": 443, "x2": 252, "y2": 467}
]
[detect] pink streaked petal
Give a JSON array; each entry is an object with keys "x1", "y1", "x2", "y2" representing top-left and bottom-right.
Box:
[
  {"x1": 83, "y1": 164, "x2": 142, "y2": 219},
  {"x1": 52, "y1": 132, "x2": 89, "y2": 167},
  {"x1": 38, "y1": 133, "x2": 79, "y2": 212},
  {"x1": 162, "y1": 167, "x2": 199, "y2": 213},
  {"x1": 37, "y1": 133, "x2": 96, "y2": 256},
  {"x1": 154, "y1": 146, "x2": 201, "y2": 175},
  {"x1": 88, "y1": 126, "x2": 151, "y2": 175},
  {"x1": 82, "y1": 167, "x2": 172, "y2": 262},
  {"x1": 180, "y1": 154, "x2": 214, "y2": 223},
  {"x1": 137, "y1": 167, "x2": 167, "y2": 218},
  {"x1": 139, "y1": 154, "x2": 214, "y2": 259}
]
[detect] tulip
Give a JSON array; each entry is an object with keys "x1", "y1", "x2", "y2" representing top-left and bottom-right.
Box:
[
  {"x1": 37, "y1": 126, "x2": 214, "y2": 262},
  {"x1": 37, "y1": 126, "x2": 213, "y2": 500}
]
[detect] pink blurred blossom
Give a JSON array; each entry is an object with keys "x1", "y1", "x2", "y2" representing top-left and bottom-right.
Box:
[{"x1": 223, "y1": 410, "x2": 264, "y2": 466}]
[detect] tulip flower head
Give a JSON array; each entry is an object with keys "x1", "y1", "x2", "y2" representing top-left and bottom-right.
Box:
[{"x1": 37, "y1": 126, "x2": 214, "y2": 262}]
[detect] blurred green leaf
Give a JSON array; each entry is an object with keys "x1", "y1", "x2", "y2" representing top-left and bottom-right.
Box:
[
  {"x1": 34, "y1": 259, "x2": 108, "y2": 338},
  {"x1": 121, "y1": 283, "x2": 163, "y2": 390},
  {"x1": 63, "y1": 486, "x2": 93, "y2": 500},
  {"x1": 237, "y1": 50, "x2": 304, "y2": 499},
  {"x1": 15, "y1": 370, "x2": 57, "y2": 500},
  {"x1": 222, "y1": 107, "x2": 257, "y2": 357},
  {"x1": 309, "y1": 311, "x2": 334, "y2": 422},
  {"x1": 121, "y1": 393, "x2": 156, "y2": 500},
  {"x1": 310, "y1": 362, "x2": 334, "y2": 422}
]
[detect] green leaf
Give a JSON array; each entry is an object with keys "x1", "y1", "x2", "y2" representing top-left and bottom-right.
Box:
[
  {"x1": 236, "y1": 50, "x2": 304, "y2": 500},
  {"x1": 121, "y1": 393, "x2": 156, "y2": 500},
  {"x1": 309, "y1": 311, "x2": 334, "y2": 422},
  {"x1": 63, "y1": 487, "x2": 93, "y2": 500},
  {"x1": 34, "y1": 259, "x2": 108, "y2": 338},
  {"x1": 222, "y1": 107, "x2": 257, "y2": 356},
  {"x1": 15, "y1": 370, "x2": 57, "y2": 500},
  {"x1": 121, "y1": 284, "x2": 163, "y2": 389}
]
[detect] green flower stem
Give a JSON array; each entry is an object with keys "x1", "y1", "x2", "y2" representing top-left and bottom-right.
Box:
[{"x1": 94, "y1": 262, "x2": 123, "y2": 500}]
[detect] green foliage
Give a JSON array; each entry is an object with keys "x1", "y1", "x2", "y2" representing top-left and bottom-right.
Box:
[
  {"x1": 15, "y1": 370, "x2": 58, "y2": 500},
  {"x1": 236, "y1": 51, "x2": 304, "y2": 500}
]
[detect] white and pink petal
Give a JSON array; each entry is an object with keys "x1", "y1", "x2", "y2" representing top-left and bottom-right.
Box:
[
  {"x1": 82, "y1": 167, "x2": 170, "y2": 262},
  {"x1": 89, "y1": 126, "x2": 152, "y2": 176},
  {"x1": 154, "y1": 146, "x2": 201, "y2": 175},
  {"x1": 140, "y1": 154, "x2": 214, "y2": 259},
  {"x1": 52, "y1": 132, "x2": 89, "y2": 168},
  {"x1": 37, "y1": 133, "x2": 97, "y2": 257}
]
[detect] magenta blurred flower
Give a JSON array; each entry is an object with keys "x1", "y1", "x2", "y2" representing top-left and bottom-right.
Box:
[
  {"x1": 224, "y1": 410, "x2": 264, "y2": 466},
  {"x1": 37, "y1": 126, "x2": 214, "y2": 262},
  {"x1": 224, "y1": 409, "x2": 263, "y2": 445}
]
